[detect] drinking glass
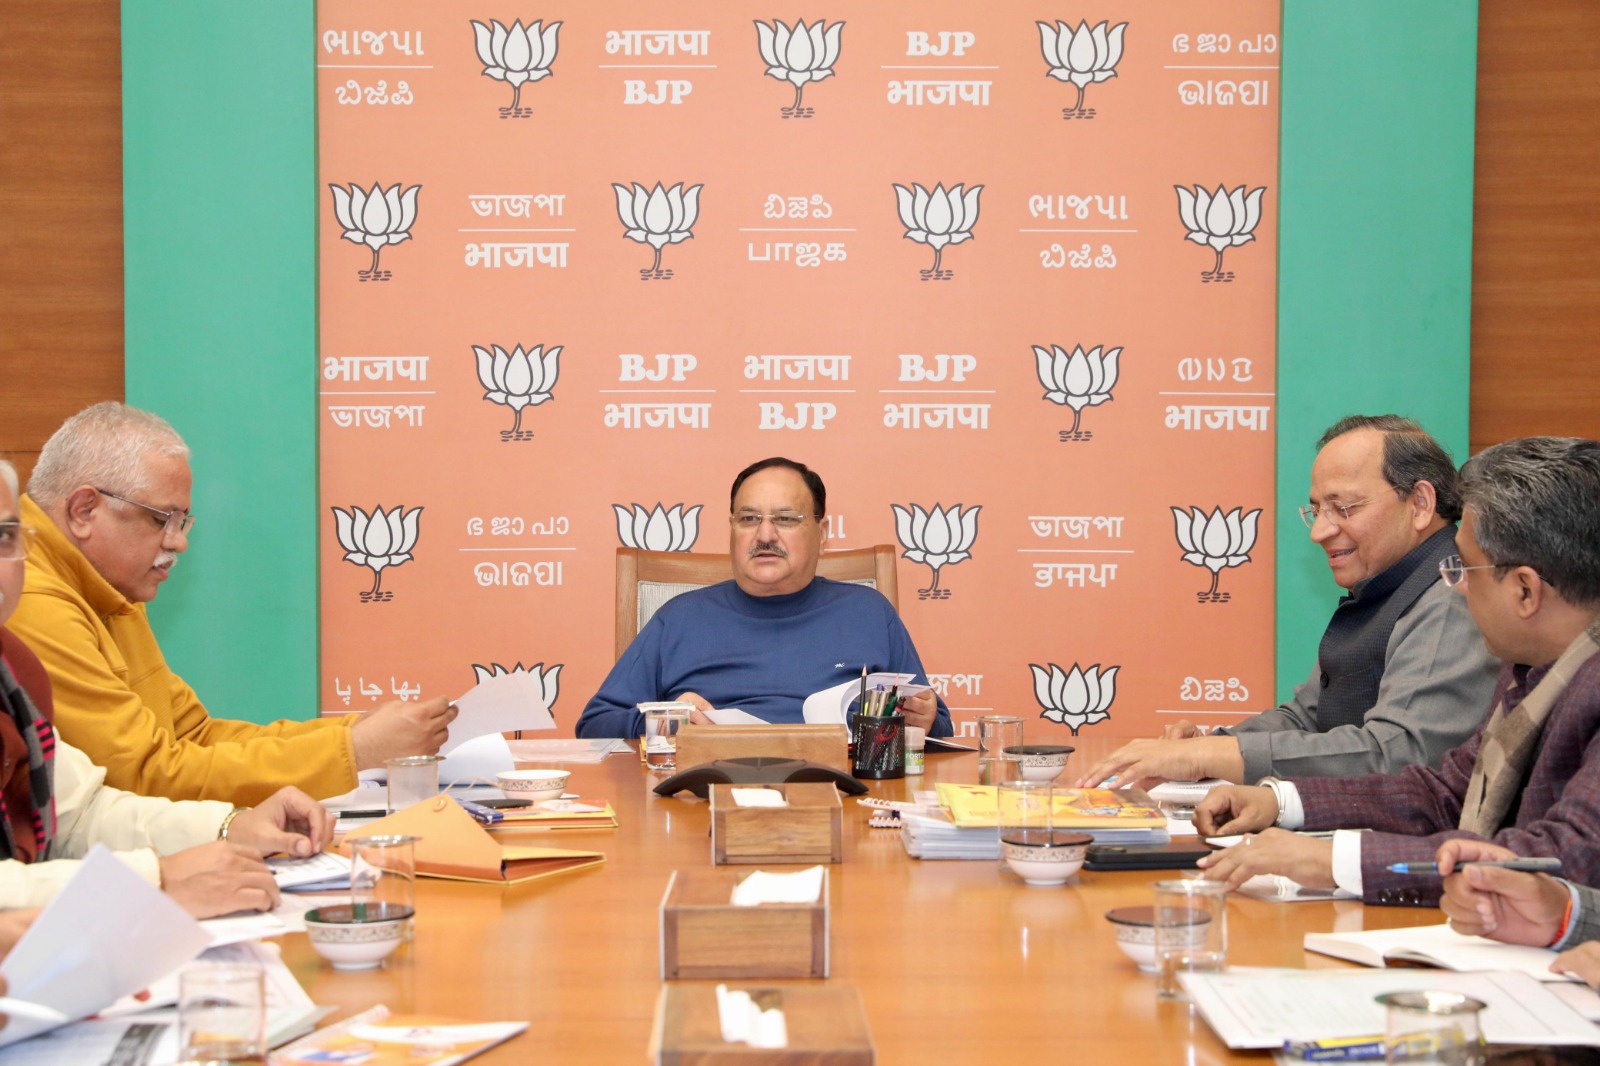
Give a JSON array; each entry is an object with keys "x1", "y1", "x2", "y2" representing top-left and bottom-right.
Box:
[
  {"x1": 178, "y1": 961, "x2": 265, "y2": 1065},
  {"x1": 1153, "y1": 878, "x2": 1227, "y2": 998}
]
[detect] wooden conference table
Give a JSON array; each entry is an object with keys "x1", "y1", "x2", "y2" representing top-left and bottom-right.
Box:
[{"x1": 284, "y1": 738, "x2": 1444, "y2": 1064}]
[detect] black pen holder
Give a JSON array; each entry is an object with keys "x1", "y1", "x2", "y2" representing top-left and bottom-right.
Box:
[{"x1": 849, "y1": 712, "x2": 906, "y2": 780}]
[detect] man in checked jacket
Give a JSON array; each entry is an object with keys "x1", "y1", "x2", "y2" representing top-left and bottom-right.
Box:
[{"x1": 1192, "y1": 436, "x2": 1600, "y2": 907}]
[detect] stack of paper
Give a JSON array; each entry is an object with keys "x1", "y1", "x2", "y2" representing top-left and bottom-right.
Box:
[{"x1": 899, "y1": 808, "x2": 1002, "y2": 860}]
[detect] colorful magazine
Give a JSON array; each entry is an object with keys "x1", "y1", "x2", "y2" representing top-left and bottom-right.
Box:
[{"x1": 935, "y1": 783, "x2": 1164, "y2": 829}]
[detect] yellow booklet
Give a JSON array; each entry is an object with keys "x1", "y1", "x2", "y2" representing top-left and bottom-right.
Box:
[
  {"x1": 489, "y1": 801, "x2": 618, "y2": 831},
  {"x1": 935, "y1": 782, "x2": 1164, "y2": 829},
  {"x1": 272, "y1": 1006, "x2": 526, "y2": 1065}
]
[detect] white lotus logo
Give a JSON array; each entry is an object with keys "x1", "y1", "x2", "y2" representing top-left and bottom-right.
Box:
[
  {"x1": 1031, "y1": 663, "x2": 1118, "y2": 734},
  {"x1": 613, "y1": 181, "x2": 703, "y2": 281},
  {"x1": 1033, "y1": 344, "x2": 1122, "y2": 442},
  {"x1": 1036, "y1": 19, "x2": 1127, "y2": 119},
  {"x1": 471, "y1": 19, "x2": 561, "y2": 118},
  {"x1": 893, "y1": 182, "x2": 984, "y2": 281},
  {"x1": 892, "y1": 503, "x2": 980, "y2": 600},
  {"x1": 1172, "y1": 505, "x2": 1262, "y2": 603},
  {"x1": 332, "y1": 505, "x2": 422, "y2": 602},
  {"x1": 1175, "y1": 184, "x2": 1266, "y2": 283},
  {"x1": 472, "y1": 343, "x2": 561, "y2": 442},
  {"x1": 329, "y1": 183, "x2": 420, "y2": 282},
  {"x1": 472, "y1": 661, "x2": 562, "y2": 723},
  {"x1": 614, "y1": 503, "x2": 702, "y2": 551},
  {"x1": 754, "y1": 19, "x2": 844, "y2": 118}
]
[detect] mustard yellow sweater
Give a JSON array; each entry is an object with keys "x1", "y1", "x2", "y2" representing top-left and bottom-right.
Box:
[{"x1": 10, "y1": 495, "x2": 357, "y2": 804}]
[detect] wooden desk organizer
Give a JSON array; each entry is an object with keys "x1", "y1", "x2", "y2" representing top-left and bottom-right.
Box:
[
  {"x1": 660, "y1": 868, "x2": 829, "y2": 979},
  {"x1": 651, "y1": 982, "x2": 874, "y2": 1065},
  {"x1": 676, "y1": 724, "x2": 849, "y2": 775},
  {"x1": 710, "y1": 783, "x2": 842, "y2": 866}
]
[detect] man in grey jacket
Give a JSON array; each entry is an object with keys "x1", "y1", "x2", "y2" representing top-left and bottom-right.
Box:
[{"x1": 1080, "y1": 415, "x2": 1500, "y2": 787}]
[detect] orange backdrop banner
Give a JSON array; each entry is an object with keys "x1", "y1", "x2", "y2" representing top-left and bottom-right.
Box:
[{"x1": 316, "y1": 2, "x2": 1282, "y2": 739}]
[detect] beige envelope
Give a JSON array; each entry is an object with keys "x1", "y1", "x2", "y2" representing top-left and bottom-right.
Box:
[{"x1": 340, "y1": 794, "x2": 605, "y2": 885}]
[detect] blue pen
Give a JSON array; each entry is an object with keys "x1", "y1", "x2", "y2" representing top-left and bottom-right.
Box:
[
  {"x1": 452, "y1": 796, "x2": 504, "y2": 826},
  {"x1": 1283, "y1": 1036, "x2": 1385, "y2": 1061},
  {"x1": 1387, "y1": 856, "x2": 1562, "y2": 875}
]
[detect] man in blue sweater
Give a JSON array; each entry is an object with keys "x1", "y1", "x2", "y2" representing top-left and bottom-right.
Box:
[{"x1": 577, "y1": 457, "x2": 952, "y2": 739}]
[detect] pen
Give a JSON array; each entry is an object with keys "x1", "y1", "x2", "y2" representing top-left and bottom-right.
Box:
[
  {"x1": 0, "y1": 997, "x2": 70, "y2": 1024},
  {"x1": 1282, "y1": 1035, "x2": 1385, "y2": 1061},
  {"x1": 1387, "y1": 857, "x2": 1563, "y2": 874},
  {"x1": 858, "y1": 665, "x2": 868, "y2": 716},
  {"x1": 336, "y1": 808, "x2": 389, "y2": 819}
]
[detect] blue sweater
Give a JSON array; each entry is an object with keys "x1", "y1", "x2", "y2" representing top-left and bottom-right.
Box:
[{"x1": 577, "y1": 578, "x2": 952, "y2": 739}]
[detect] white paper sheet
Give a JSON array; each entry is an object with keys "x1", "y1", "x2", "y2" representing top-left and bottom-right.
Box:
[
  {"x1": 440, "y1": 731, "x2": 516, "y2": 785},
  {"x1": 716, "y1": 985, "x2": 788, "y2": 1049},
  {"x1": 730, "y1": 788, "x2": 788, "y2": 808},
  {"x1": 802, "y1": 672, "x2": 930, "y2": 724},
  {"x1": 731, "y1": 867, "x2": 826, "y2": 906},
  {"x1": 442, "y1": 670, "x2": 555, "y2": 754},
  {"x1": 704, "y1": 707, "x2": 769, "y2": 725},
  {"x1": 1183, "y1": 968, "x2": 1599, "y2": 1049},
  {"x1": 0, "y1": 847, "x2": 210, "y2": 1048}
]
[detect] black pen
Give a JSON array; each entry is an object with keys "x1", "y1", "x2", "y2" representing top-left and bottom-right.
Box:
[{"x1": 336, "y1": 808, "x2": 389, "y2": 819}]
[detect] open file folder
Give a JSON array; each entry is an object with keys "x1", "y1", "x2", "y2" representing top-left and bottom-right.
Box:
[{"x1": 342, "y1": 795, "x2": 605, "y2": 885}]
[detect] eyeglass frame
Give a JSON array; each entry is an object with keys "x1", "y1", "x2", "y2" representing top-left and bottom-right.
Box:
[
  {"x1": 1438, "y1": 553, "x2": 1511, "y2": 589},
  {"x1": 95, "y1": 488, "x2": 196, "y2": 536},
  {"x1": 729, "y1": 510, "x2": 817, "y2": 532},
  {"x1": 0, "y1": 522, "x2": 36, "y2": 561},
  {"x1": 1297, "y1": 484, "x2": 1410, "y2": 529}
]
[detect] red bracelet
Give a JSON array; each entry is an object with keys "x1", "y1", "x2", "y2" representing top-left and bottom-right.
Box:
[{"x1": 1549, "y1": 891, "x2": 1576, "y2": 949}]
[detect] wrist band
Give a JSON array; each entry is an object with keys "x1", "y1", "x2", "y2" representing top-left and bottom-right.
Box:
[
  {"x1": 1550, "y1": 887, "x2": 1577, "y2": 949},
  {"x1": 217, "y1": 807, "x2": 248, "y2": 841}
]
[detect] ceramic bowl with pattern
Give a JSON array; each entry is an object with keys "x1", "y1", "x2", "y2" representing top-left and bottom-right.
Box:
[
  {"x1": 496, "y1": 768, "x2": 570, "y2": 801},
  {"x1": 1104, "y1": 905, "x2": 1212, "y2": 972},
  {"x1": 1002, "y1": 744, "x2": 1076, "y2": 782},
  {"x1": 1000, "y1": 829, "x2": 1092, "y2": 886},
  {"x1": 305, "y1": 902, "x2": 413, "y2": 970}
]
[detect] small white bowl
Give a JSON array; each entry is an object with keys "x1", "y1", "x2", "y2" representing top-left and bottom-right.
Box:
[
  {"x1": 1004, "y1": 744, "x2": 1076, "y2": 783},
  {"x1": 1105, "y1": 905, "x2": 1212, "y2": 973},
  {"x1": 305, "y1": 902, "x2": 411, "y2": 970},
  {"x1": 496, "y1": 768, "x2": 569, "y2": 801},
  {"x1": 1001, "y1": 830, "x2": 1091, "y2": 886}
]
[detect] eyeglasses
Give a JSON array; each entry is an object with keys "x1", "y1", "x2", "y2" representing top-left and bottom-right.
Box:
[
  {"x1": 730, "y1": 511, "x2": 812, "y2": 531},
  {"x1": 1297, "y1": 489, "x2": 1402, "y2": 529},
  {"x1": 1438, "y1": 554, "x2": 1502, "y2": 588},
  {"x1": 96, "y1": 489, "x2": 196, "y2": 536},
  {"x1": 0, "y1": 522, "x2": 36, "y2": 561}
]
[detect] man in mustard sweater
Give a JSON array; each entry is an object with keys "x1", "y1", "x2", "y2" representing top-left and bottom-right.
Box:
[{"x1": 9, "y1": 403, "x2": 456, "y2": 804}]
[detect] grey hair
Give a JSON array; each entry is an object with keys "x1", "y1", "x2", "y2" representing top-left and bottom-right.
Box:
[
  {"x1": 1460, "y1": 436, "x2": 1600, "y2": 608},
  {"x1": 1317, "y1": 414, "x2": 1462, "y2": 522},
  {"x1": 27, "y1": 402, "x2": 190, "y2": 508},
  {"x1": 0, "y1": 459, "x2": 17, "y2": 499}
]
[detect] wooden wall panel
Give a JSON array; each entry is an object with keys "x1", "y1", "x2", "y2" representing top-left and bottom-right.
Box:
[
  {"x1": 0, "y1": 0, "x2": 124, "y2": 486},
  {"x1": 1470, "y1": 0, "x2": 1600, "y2": 452}
]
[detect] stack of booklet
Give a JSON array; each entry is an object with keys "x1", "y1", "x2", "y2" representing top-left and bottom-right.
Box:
[{"x1": 899, "y1": 784, "x2": 1169, "y2": 860}]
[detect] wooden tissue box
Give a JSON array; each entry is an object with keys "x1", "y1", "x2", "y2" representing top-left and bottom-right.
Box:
[
  {"x1": 650, "y1": 983, "x2": 874, "y2": 1065},
  {"x1": 660, "y1": 868, "x2": 829, "y2": 979},
  {"x1": 710, "y1": 783, "x2": 842, "y2": 865},
  {"x1": 676, "y1": 724, "x2": 849, "y2": 775}
]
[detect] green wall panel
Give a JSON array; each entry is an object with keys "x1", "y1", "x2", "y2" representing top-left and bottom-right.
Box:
[
  {"x1": 122, "y1": 4, "x2": 317, "y2": 723},
  {"x1": 1274, "y1": 2, "x2": 1478, "y2": 699}
]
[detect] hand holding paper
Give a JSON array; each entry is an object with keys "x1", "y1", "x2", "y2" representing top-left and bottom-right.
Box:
[{"x1": 443, "y1": 670, "x2": 557, "y2": 755}]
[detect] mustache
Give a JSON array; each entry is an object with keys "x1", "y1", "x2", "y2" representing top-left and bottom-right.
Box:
[
  {"x1": 748, "y1": 540, "x2": 788, "y2": 558},
  {"x1": 155, "y1": 551, "x2": 179, "y2": 570}
]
